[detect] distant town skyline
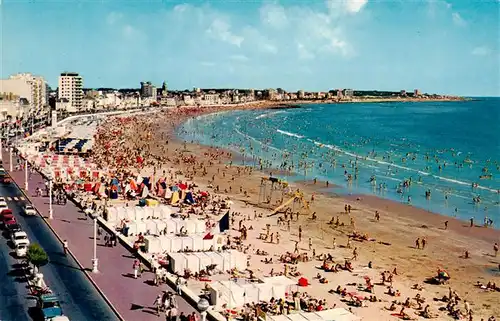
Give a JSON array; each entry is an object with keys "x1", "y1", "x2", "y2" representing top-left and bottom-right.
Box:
[{"x1": 2, "y1": 0, "x2": 499, "y2": 97}]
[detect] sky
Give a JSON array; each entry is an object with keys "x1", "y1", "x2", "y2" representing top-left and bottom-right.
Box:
[{"x1": 1, "y1": 0, "x2": 499, "y2": 96}]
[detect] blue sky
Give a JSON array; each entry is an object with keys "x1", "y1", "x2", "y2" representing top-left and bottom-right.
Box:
[{"x1": 1, "y1": 0, "x2": 499, "y2": 96}]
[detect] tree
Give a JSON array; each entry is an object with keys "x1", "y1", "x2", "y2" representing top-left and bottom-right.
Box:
[{"x1": 26, "y1": 243, "x2": 49, "y2": 269}]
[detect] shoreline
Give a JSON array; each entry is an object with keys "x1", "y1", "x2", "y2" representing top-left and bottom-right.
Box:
[{"x1": 174, "y1": 105, "x2": 499, "y2": 232}]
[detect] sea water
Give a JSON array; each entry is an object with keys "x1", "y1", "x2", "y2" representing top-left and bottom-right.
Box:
[{"x1": 176, "y1": 98, "x2": 500, "y2": 227}]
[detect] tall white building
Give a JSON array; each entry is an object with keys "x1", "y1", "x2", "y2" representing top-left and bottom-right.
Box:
[
  {"x1": 0, "y1": 73, "x2": 48, "y2": 113},
  {"x1": 58, "y1": 72, "x2": 83, "y2": 111}
]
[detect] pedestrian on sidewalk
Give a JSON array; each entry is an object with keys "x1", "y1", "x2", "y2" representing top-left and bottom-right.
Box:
[
  {"x1": 169, "y1": 306, "x2": 178, "y2": 321},
  {"x1": 63, "y1": 240, "x2": 68, "y2": 256},
  {"x1": 133, "y1": 259, "x2": 140, "y2": 279},
  {"x1": 154, "y1": 294, "x2": 162, "y2": 316},
  {"x1": 97, "y1": 226, "x2": 102, "y2": 240},
  {"x1": 176, "y1": 276, "x2": 182, "y2": 295}
]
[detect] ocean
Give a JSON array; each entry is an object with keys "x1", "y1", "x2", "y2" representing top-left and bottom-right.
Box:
[{"x1": 176, "y1": 98, "x2": 500, "y2": 227}]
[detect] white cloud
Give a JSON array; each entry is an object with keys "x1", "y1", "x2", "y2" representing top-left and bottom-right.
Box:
[
  {"x1": 326, "y1": 0, "x2": 368, "y2": 15},
  {"x1": 260, "y1": 4, "x2": 289, "y2": 29},
  {"x1": 241, "y1": 27, "x2": 278, "y2": 54},
  {"x1": 230, "y1": 54, "x2": 249, "y2": 62},
  {"x1": 452, "y1": 12, "x2": 466, "y2": 26},
  {"x1": 344, "y1": 0, "x2": 369, "y2": 13},
  {"x1": 471, "y1": 46, "x2": 492, "y2": 56},
  {"x1": 206, "y1": 19, "x2": 244, "y2": 47},
  {"x1": 168, "y1": 2, "x2": 358, "y2": 61}
]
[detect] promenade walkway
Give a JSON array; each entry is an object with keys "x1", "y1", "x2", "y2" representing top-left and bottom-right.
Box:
[{"x1": 3, "y1": 150, "x2": 198, "y2": 321}]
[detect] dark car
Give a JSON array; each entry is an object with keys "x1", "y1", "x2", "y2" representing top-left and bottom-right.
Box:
[{"x1": 6, "y1": 223, "x2": 21, "y2": 235}]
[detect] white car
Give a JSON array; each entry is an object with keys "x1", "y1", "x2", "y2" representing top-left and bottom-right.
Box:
[
  {"x1": 0, "y1": 196, "x2": 6, "y2": 202},
  {"x1": 11, "y1": 231, "x2": 29, "y2": 247},
  {"x1": 0, "y1": 200, "x2": 8, "y2": 208},
  {"x1": 23, "y1": 204, "x2": 37, "y2": 216},
  {"x1": 0, "y1": 204, "x2": 8, "y2": 213},
  {"x1": 15, "y1": 243, "x2": 28, "y2": 257}
]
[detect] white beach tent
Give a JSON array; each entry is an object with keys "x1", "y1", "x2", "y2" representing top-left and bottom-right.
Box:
[
  {"x1": 125, "y1": 207, "x2": 136, "y2": 221},
  {"x1": 145, "y1": 220, "x2": 158, "y2": 234},
  {"x1": 267, "y1": 315, "x2": 290, "y2": 321},
  {"x1": 116, "y1": 207, "x2": 127, "y2": 222},
  {"x1": 262, "y1": 275, "x2": 296, "y2": 298},
  {"x1": 106, "y1": 207, "x2": 118, "y2": 223},
  {"x1": 211, "y1": 280, "x2": 246, "y2": 308},
  {"x1": 207, "y1": 252, "x2": 224, "y2": 269},
  {"x1": 194, "y1": 252, "x2": 213, "y2": 270},
  {"x1": 144, "y1": 235, "x2": 162, "y2": 253},
  {"x1": 219, "y1": 250, "x2": 247, "y2": 271},
  {"x1": 286, "y1": 314, "x2": 309, "y2": 321},
  {"x1": 185, "y1": 253, "x2": 201, "y2": 272},
  {"x1": 127, "y1": 221, "x2": 147, "y2": 236},
  {"x1": 169, "y1": 252, "x2": 188, "y2": 274},
  {"x1": 155, "y1": 220, "x2": 167, "y2": 234},
  {"x1": 164, "y1": 219, "x2": 179, "y2": 234},
  {"x1": 134, "y1": 207, "x2": 146, "y2": 221}
]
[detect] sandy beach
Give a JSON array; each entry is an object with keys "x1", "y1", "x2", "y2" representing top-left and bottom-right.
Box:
[{"x1": 91, "y1": 105, "x2": 499, "y2": 320}]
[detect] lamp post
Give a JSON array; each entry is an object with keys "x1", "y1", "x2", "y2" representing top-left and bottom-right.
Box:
[
  {"x1": 24, "y1": 159, "x2": 29, "y2": 191},
  {"x1": 48, "y1": 179, "x2": 53, "y2": 219},
  {"x1": 9, "y1": 148, "x2": 13, "y2": 171},
  {"x1": 197, "y1": 298, "x2": 209, "y2": 321},
  {"x1": 91, "y1": 213, "x2": 99, "y2": 273}
]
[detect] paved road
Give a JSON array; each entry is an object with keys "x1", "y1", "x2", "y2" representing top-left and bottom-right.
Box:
[
  {"x1": 0, "y1": 155, "x2": 119, "y2": 320},
  {"x1": 0, "y1": 200, "x2": 32, "y2": 321},
  {"x1": 4, "y1": 150, "x2": 198, "y2": 321}
]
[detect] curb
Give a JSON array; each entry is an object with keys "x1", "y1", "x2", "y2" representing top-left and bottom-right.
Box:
[{"x1": 6, "y1": 154, "x2": 125, "y2": 321}]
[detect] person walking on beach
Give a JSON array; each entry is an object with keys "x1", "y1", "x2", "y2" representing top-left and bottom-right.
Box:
[
  {"x1": 422, "y1": 237, "x2": 427, "y2": 250},
  {"x1": 494, "y1": 242, "x2": 499, "y2": 257},
  {"x1": 415, "y1": 238, "x2": 421, "y2": 249},
  {"x1": 444, "y1": 220, "x2": 449, "y2": 230},
  {"x1": 308, "y1": 237, "x2": 312, "y2": 251},
  {"x1": 298, "y1": 226, "x2": 302, "y2": 242}
]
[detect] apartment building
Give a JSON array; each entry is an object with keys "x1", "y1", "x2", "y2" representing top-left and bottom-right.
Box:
[
  {"x1": 0, "y1": 73, "x2": 48, "y2": 113},
  {"x1": 140, "y1": 81, "x2": 157, "y2": 98},
  {"x1": 58, "y1": 72, "x2": 83, "y2": 112}
]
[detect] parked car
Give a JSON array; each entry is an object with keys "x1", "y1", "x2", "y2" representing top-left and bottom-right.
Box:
[
  {"x1": 6, "y1": 223, "x2": 21, "y2": 236},
  {"x1": 0, "y1": 196, "x2": 6, "y2": 202},
  {"x1": 1, "y1": 214, "x2": 15, "y2": 228},
  {"x1": 15, "y1": 243, "x2": 28, "y2": 257},
  {"x1": 36, "y1": 294, "x2": 68, "y2": 321},
  {"x1": 4, "y1": 219, "x2": 17, "y2": 231},
  {"x1": 1, "y1": 208, "x2": 13, "y2": 216},
  {"x1": 0, "y1": 202, "x2": 8, "y2": 211},
  {"x1": 23, "y1": 204, "x2": 37, "y2": 216},
  {"x1": 11, "y1": 231, "x2": 29, "y2": 247}
]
